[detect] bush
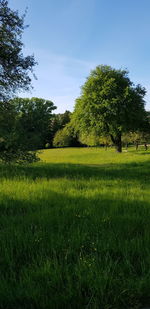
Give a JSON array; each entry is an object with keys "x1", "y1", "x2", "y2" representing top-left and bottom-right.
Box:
[
  {"x1": 0, "y1": 149, "x2": 39, "y2": 164},
  {"x1": 53, "y1": 127, "x2": 72, "y2": 148},
  {"x1": 53, "y1": 124, "x2": 81, "y2": 148},
  {"x1": 45, "y1": 143, "x2": 50, "y2": 149}
]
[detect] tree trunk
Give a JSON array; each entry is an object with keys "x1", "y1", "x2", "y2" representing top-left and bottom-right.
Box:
[
  {"x1": 115, "y1": 134, "x2": 122, "y2": 152},
  {"x1": 110, "y1": 133, "x2": 122, "y2": 152},
  {"x1": 144, "y1": 143, "x2": 148, "y2": 150}
]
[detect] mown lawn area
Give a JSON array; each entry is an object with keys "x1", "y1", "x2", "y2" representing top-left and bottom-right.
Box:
[{"x1": 0, "y1": 147, "x2": 150, "y2": 309}]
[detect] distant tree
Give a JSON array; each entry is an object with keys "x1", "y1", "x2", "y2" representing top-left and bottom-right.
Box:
[
  {"x1": 100, "y1": 134, "x2": 112, "y2": 149},
  {"x1": 53, "y1": 128, "x2": 71, "y2": 148},
  {"x1": 0, "y1": 97, "x2": 56, "y2": 163},
  {"x1": 141, "y1": 113, "x2": 150, "y2": 150},
  {"x1": 72, "y1": 65, "x2": 147, "y2": 152},
  {"x1": 12, "y1": 97, "x2": 56, "y2": 150},
  {"x1": 122, "y1": 133, "x2": 131, "y2": 150},
  {"x1": 59, "y1": 110, "x2": 71, "y2": 128},
  {"x1": 122, "y1": 132, "x2": 143, "y2": 150},
  {"x1": 123, "y1": 126, "x2": 150, "y2": 151},
  {"x1": 50, "y1": 110, "x2": 71, "y2": 146},
  {"x1": 53, "y1": 123, "x2": 81, "y2": 148},
  {"x1": 141, "y1": 132, "x2": 150, "y2": 150}
]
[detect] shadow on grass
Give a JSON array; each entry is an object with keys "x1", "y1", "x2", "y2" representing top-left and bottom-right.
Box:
[
  {"x1": 0, "y1": 159, "x2": 150, "y2": 185},
  {"x1": 0, "y1": 186, "x2": 150, "y2": 309}
]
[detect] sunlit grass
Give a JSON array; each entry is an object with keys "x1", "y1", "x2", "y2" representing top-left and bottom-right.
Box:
[{"x1": 0, "y1": 147, "x2": 150, "y2": 308}]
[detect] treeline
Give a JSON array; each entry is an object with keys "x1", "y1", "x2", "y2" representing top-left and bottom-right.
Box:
[
  {"x1": 52, "y1": 111, "x2": 150, "y2": 150},
  {"x1": 0, "y1": 97, "x2": 81, "y2": 156},
  {"x1": 1, "y1": 97, "x2": 150, "y2": 158}
]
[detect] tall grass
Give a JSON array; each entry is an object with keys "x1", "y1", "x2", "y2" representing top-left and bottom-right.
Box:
[{"x1": 0, "y1": 147, "x2": 150, "y2": 308}]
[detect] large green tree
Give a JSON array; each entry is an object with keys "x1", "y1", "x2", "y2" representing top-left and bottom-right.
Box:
[{"x1": 72, "y1": 65, "x2": 147, "y2": 152}]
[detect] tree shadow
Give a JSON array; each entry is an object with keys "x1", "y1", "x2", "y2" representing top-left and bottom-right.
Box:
[
  {"x1": 134, "y1": 152, "x2": 150, "y2": 156},
  {"x1": 0, "y1": 187, "x2": 150, "y2": 308},
  {"x1": 0, "y1": 159, "x2": 150, "y2": 185},
  {"x1": 1, "y1": 154, "x2": 150, "y2": 308}
]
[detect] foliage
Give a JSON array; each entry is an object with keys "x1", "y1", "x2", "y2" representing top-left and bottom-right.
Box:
[
  {"x1": 12, "y1": 97, "x2": 56, "y2": 150},
  {"x1": 53, "y1": 123, "x2": 80, "y2": 147},
  {"x1": 129, "y1": 131, "x2": 150, "y2": 149},
  {"x1": 0, "y1": 97, "x2": 56, "y2": 163},
  {"x1": 72, "y1": 65, "x2": 147, "y2": 152},
  {"x1": 59, "y1": 110, "x2": 71, "y2": 127},
  {"x1": 122, "y1": 132, "x2": 132, "y2": 146},
  {"x1": 0, "y1": 1, "x2": 38, "y2": 163},
  {"x1": 53, "y1": 128, "x2": 71, "y2": 148},
  {"x1": 129, "y1": 131, "x2": 143, "y2": 146},
  {"x1": 0, "y1": 148, "x2": 39, "y2": 164},
  {"x1": 0, "y1": 0, "x2": 36, "y2": 102},
  {"x1": 79, "y1": 130, "x2": 100, "y2": 146},
  {"x1": 50, "y1": 110, "x2": 71, "y2": 145},
  {"x1": 0, "y1": 100, "x2": 17, "y2": 138},
  {"x1": 0, "y1": 100, "x2": 19, "y2": 162},
  {"x1": 100, "y1": 133, "x2": 112, "y2": 147},
  {"x1": 79, "y1": 131, "x2": 112, "y2": 148},
  {"x1": 147, "y1": 111, "x2": 150, "y2": 122},
  {"x1": 45, "y1": 143, "x2": 50, "y2": 149}
]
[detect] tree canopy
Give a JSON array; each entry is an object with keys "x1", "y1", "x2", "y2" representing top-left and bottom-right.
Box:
[
  {"x1": 12, "y1": 97, "x2": 56, "y2": 149},
  {"x1": 53, "y1": 121, "x2": 81, "y2": 148},
  {"x1": 0, "y1": 1, "x2": 39, "y2": 163},
  {"x1": 72, "y1": 65, "x2": 147, "y2": 152},
  {"x1": 0, "y1": 0, "x2": 36, "y2": 102},
  {"x1": 50, "y1": 110, "x2": 71, "y2": 146},
  {"x1": 0, "y1": 97, "x2": 56, "y2": 162}
]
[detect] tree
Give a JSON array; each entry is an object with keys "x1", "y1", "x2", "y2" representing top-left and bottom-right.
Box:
[
  {"x1": 0, "y1": 0, "x2": 36, "y2": 102},
  {"x1": 51, "y1": 111, "x2": 71, "y2": 132},
  {"x1": 59, "y1": 110, "x2": 71, "y2": 128},
  {"x1": 100, "y1": 134, "x2": 112, "y2": 149},
  {"x1": 53, "y1": 123, "x2": 81, "y2": 148},
  {"x1": 72, "y1": 65, "x2": 147, "y2": 152},
  {"x1": 53, "y1": 127, "x2": 72, "y2": 148},
  {"x1": 0, "y1": 97, "x2": 56, "y2": 162},
  {"x1": 0, "y1": 1, "x2": 38, "y2": 163},
  {"x1": 11, "y1": 97, "x2": 56, "y2": 149},
  {"x1": 79, "y1": 130, "x2": 100, "y2": 147},
  {"x1": 129, "y1": 131, "x2": 150, "y2": 150},
  {"x1": 78, "y1": 130, "x2": 112, "y2": 148},
  {"x1": 129, "y1": 131, "x2": 142, "y2": 150},
  {"x1": 121, "y1": 132, "x2": 131, "y2": 150},
  {"x1": 50, "y1": 111, "x2": 72, "y2": 146}
]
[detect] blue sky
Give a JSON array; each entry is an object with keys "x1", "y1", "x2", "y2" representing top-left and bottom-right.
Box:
[{"x1": 9, "y1": 0, "x2": 150, "y2": 112}]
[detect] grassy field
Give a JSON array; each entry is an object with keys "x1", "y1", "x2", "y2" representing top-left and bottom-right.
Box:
[{"x1": 0, "y1": 147, "x2": 150, "y2": 309}]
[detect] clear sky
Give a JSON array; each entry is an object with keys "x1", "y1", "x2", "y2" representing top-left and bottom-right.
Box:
[{"x1": 9, "y1": 0, "x2": 150, "y2": 113}]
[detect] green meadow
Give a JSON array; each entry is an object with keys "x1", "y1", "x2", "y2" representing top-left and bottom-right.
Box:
[{"x1": 0, "y1": 147, "x2": 150, "y2": 309}]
